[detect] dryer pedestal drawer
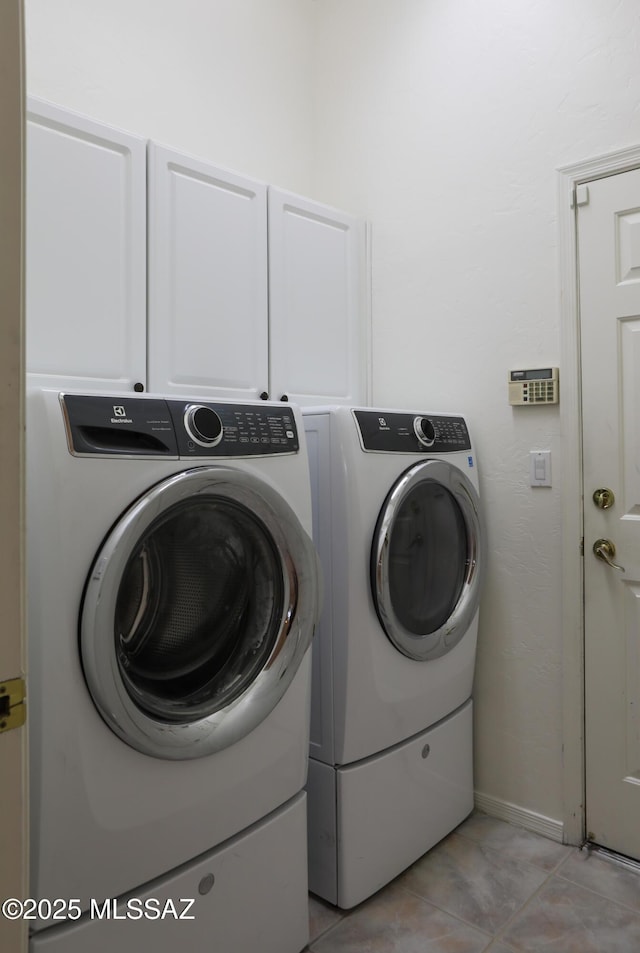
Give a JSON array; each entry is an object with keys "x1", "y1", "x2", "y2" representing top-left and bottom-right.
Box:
[{"x1": 307, "y1": 700, "x2": 473, "y2": 909}]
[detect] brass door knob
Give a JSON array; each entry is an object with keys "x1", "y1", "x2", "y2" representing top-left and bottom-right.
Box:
[{"x1": 593, "y1": 488, "x2": 615, "y2": 509}]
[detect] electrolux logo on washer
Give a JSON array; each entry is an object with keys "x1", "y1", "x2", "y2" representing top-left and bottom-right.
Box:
[{"x1": 111, "y1": 405, "x2": 133, "y2": 424}]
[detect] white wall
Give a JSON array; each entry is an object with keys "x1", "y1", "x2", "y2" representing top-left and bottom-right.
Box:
[
  {"x1": 25, "y1": 0, "x2": 640, "y2": 831},
  {"x1": 25, "y1": 0, "x2": 316, "y2": 193},
  {"x1": 310, "y1": 0, "x2": 640, "y2": 825}
]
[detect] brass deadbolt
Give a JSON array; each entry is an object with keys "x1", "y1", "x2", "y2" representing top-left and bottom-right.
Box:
[{"x1": 593, "y1": 488, "x2": 615, "y2": 509}]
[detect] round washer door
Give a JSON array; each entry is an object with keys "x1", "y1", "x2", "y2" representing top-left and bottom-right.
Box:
[
  {"x1": 80, "y1": 466, "x2": 320, "y2": 760},
  {"x1": 371, "y1": 459, "x2": 484, "y2": 661}
]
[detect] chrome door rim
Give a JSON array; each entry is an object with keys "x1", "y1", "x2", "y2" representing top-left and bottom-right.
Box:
[
  {"x1": 80, "y1": 466, "x2": 320, "y2": 760},
  {"x1": 371, "y1": 459, "x2": 484, "y2": 661}
]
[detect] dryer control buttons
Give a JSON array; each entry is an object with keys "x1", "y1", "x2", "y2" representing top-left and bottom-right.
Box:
[
  {"x1": 414, "y1": 417, "x2": 436, "y2": 447},
  {"x1": 184, "y1": 405, "x2": 224, "y2": 448}
]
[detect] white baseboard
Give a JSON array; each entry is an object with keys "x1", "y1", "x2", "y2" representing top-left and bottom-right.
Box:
[{"x1": 474, "y1": 791, "x2": 564, "y2": 844}]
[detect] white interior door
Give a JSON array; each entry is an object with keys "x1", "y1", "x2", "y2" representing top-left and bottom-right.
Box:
[{"x1": 580, "y1": 165, "x2": 640, "y2": 858}]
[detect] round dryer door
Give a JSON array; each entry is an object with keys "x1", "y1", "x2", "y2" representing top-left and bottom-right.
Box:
[
  {"x1": 371, "y1": 459, "x2": 484, "y2": 661},
  {"x1": 80, "y1": 467, "x2": 320, "y2": 760}
]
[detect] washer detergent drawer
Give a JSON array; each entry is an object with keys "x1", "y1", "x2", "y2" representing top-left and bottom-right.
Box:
[
  {"x1": 30, "y1": 793, "x2": 309, "y2": 953},
  {"x1": 337, "y1": 700, "x2": 473, "y2": 909}
]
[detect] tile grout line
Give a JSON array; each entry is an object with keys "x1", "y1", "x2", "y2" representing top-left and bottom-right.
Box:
[
  {"x1": 308, "y1": 883, "x2": 495, "y2": 951},
  {"x1": 397, "y1": 838, "x2": 577, "y2": 949},
  {"x1": 481, "y1": 863, "x2": 562, "y2": 951},
  {"x1": 555, "y1": 853, "x2": 640, "y2": 919},
  {"x1": 308, "y1": 839, "x2": 580, "y2": 950},
  {"x1": 453, "y1": 822, "x2": 573, "y2": 873},
  {"x1": 480, "y1": 846, "x2": 628, "y2": 950},
  {"x1": 486, "y1": 850, "x2": 640, "y2": 952},
  {"x1": 307, "y1": 903, "x2": 347, "y2": 949},
  {"x1": 308, "y1": 826, "x2": 640, "y2": 951},
  {"x1": 392, "y1": 880, "x2": 495, "y2": 940}
]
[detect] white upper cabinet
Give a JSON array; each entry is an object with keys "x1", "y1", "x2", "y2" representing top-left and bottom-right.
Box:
[
  {"x1": 268, "y1": 188, "x2": 368, "y2": 406},
  {"x1": 26, "y1": 102, "x2": 370, "y2": 405},
  {"x1": 148, "y1": 145, "x2": 368, "y2": 405},
  {"x1": 147, "y1": 145, "x2": 269, "y2": 400},
  {"x1": 26, "y1": 98, "x2": 147, "y2": 391}
]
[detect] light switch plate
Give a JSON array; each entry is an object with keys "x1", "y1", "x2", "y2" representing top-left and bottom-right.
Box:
[{"x1": 530, "y1": 450, "x2": 551, "y2": 487}]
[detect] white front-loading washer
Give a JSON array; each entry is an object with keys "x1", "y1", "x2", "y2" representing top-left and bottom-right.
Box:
[
  {"x1": 303, "y1": 406, "x2": 485, "y2": 908},
  {"x1": 27, "y1": 388, "x2": 321, "y2": 953}
]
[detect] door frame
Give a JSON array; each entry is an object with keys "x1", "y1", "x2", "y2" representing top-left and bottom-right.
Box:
[
  {"x1": 0, "y1": 2, "x2": 27, "y2": 952},
  {"x1": 558, "y1": 143, "x2": 640, "y2": 846}
]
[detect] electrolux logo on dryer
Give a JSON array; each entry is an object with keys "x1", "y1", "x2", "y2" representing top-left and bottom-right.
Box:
[{"x1": 111, "y1": 405, "x2": 133, "y2": 424}]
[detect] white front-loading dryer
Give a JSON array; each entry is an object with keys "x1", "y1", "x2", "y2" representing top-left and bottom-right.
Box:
[
  {"x1": 303, "y1": 406, "x2": 485, "y2": 908},
  {"x1": 27, "y1": 388, "x2": 321, "y2": 953}
]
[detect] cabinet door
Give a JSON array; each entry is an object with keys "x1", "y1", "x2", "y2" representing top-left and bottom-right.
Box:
[
  {"x1": 268, "y1": 188, "x2": 369, "y2": 406},
  {"x1": 26, "y1": 98, "x2": 147, "y2": 391},
  {"x1": 148, "y1": 145, "x2": 269, "y2": 400}
]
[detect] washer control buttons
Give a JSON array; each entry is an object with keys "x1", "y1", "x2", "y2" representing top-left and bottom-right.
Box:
[
  {"x1": 184, "y1": 405, "x2": 224, "y2": 448},
  {"x1": 414, "y1": 416, "x2": 436, "y2": 447}
]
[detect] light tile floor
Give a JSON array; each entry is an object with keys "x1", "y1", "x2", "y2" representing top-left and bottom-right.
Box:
[{"x1": 307, "y1": 812, "x2": 640, "y2": 952}]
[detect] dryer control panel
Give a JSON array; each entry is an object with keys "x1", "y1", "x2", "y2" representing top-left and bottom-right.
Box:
[
  {"x1": 353, "y1": 410, "x2": 471, "y2": 453},
  {"x1": 61, "y1": 394, "x2": 299, "y2": 457}
]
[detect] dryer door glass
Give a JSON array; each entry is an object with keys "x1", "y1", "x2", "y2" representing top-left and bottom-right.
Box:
[
  {"x1": 371, "y1": 459, "x2": 484, "y2": 661},
  {"x1": 387, "y1": 482, "x2": 466, "y2": 636},
  {"x1": 80, "y1": 467, "x2": 320, "y2": 759}
]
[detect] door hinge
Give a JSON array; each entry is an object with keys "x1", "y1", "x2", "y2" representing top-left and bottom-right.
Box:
[
  {"x1": 0, "y1": 677, "x2": 26, "y2": 733},
  {"x1": 572, "y1": 184, "x2": 590, "y2": 208},
  {"x1": 580, "y1": 537, "x2": 584, "y2": 556}
]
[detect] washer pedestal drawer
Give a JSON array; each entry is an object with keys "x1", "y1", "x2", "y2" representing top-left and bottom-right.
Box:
[
  {"x1": 307, "y1": 700, "x2": 473, "y2": 909},
  {"x1": 30, "y1": 792, "x2": 309, "y2": 953}
]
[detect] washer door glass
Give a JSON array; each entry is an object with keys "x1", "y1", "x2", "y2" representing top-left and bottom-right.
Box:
[
  {"x1": 115, "y1": 497, "x2": 283, "y2": 721},
  {"x1": 81, "y1": 467, "x2": 320, "y2": 759},
  {"x1": 371, "y1": 459, "x2": 484, "y2": 661}
]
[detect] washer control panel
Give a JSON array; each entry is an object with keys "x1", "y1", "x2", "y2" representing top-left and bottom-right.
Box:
[
  {"x1": 354, "y1": 410, "x2": 471, "y2": 453},
  {"x1": 170, "y1": 401, "x2": 299, "y2": 457},
  {"x1": 61, "y1": 394, "x2": 299, "y2": 457}
]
